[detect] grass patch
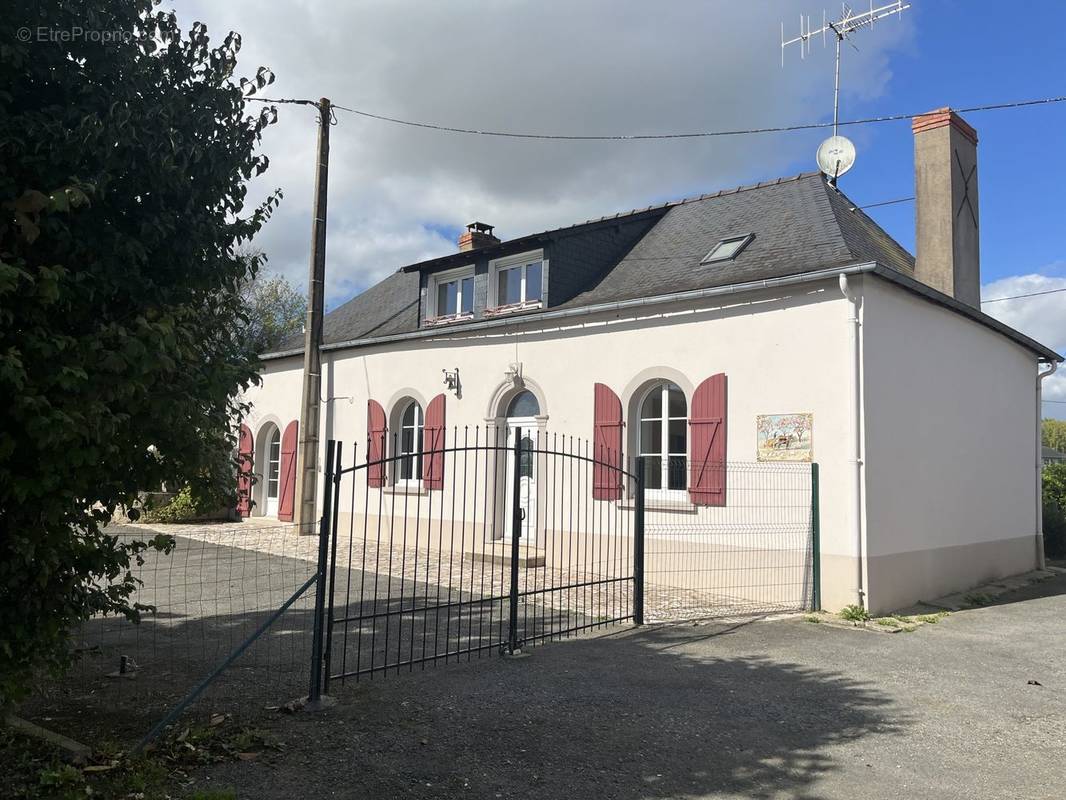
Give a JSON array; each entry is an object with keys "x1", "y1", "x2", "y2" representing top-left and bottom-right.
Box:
[
  {"x1": 963, "y1": 592, "x2": 994, "y2": 607},
  {"x1": 875, "y1": 618, "x2": 898, "y2": 627},
  {"x1": 839, "y1": 604, "x2": 869, "y2": 622},
  {"x1": 803, "y1": 615, "x2": 823, "y2": 624},
  {"x1": 917, "y1": 612, "x2": 949, "y2": 624}
]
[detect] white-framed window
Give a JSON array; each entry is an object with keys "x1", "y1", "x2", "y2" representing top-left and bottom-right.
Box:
[
  {"x1": 488, "y1": 250, "x2": 544, "y2": 312},
  {"x1": 637, "y1": 382, "x2": 687, "y2": 496},
  {"x1": 397, "y1": 400, "x2": 424, "y2": 483},
  {"x1": 427, "y1": 266, "x2": 475, "y2": 323}
]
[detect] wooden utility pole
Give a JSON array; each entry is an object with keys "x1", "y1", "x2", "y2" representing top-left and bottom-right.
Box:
[{"x1": 295, "y1": 97, "x2": 331, "y2": 531}]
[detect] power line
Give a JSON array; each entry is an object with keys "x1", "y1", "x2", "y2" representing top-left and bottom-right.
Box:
[
  {"x1": 850, "y1": 196, "x2": 913, "y2": 210},
  {"x1": 246, "y1": 94, "x2": 1066, "y2": 141},
  {"x1": 982, "y1": 286, "x2": 1066, "y2": 304},
  {"x1": 1044, "y1": 399, "x2": 1066, "y2": 404}
]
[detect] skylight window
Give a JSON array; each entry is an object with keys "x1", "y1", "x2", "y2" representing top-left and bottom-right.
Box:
[{"x1": 701, "y1": 233, "x2": 754, "y2": 265}]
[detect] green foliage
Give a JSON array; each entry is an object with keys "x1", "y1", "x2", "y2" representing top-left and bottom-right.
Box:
[
  {"x1": 839, "y1": 604, "x2": 869, "y2": 622},
  {"x1": 0, "y1": 1, "x2": 279, "y2": 704},
  {"x1": 1043, "y1": 463, "x2": 1066, "y2": 560},
  {"x1": 1043, "y1": 498, "x2": 1066, "y2": 560},
  {"x1": 1043, "y1": 462, "x2": 1066, "y2": 509},
  {"x1": 239, "y1": 263, "x2": 307, "y2": 356},
  {"x1": 1042, "y1": 419, "x2": 1066, "y2": 455},
  {"x1": 141, "y1": 485, "x2": 225, "y2": 523}
]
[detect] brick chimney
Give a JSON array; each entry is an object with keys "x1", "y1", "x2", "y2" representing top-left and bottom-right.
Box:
[
  {"x1": 912, "y1": 108, "x2": 980, "y2": 307},
  {"x1": 458, "y1": 221, "x2": 500, "y2": 252}
]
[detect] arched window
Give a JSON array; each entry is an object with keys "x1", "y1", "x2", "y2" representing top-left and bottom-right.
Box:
[
  {"x1": 265, "y1": 426, "x2": 282, "y2": 515},
  {"x1": 506, "y1": 390, "x2": 540, "y2": 418},
  {"x1": 397, "y1": 401, "x2": 424, "y2": 482},
  {"x1": 638, "y1": 382, "x2": 687, "y2": 493}
]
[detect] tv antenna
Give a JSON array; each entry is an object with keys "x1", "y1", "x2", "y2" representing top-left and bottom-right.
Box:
[{"x1": 781, "y1": 1, "x2": 910, "y2": 183}]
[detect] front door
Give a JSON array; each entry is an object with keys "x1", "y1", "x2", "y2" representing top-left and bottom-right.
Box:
[{"x1": 505, "y1": 423, "x2": 537, "y2": 543}]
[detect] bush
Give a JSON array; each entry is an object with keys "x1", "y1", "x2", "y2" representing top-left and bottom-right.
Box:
[
  {"x1": 141, "y1": 485, "x2": 232, "y2": 523},
  {"x1": 1044, "y1": 462, "x2": 1066, "y2": 509},
  {"x1": 1044, "y1": 498, "x2": 1066, "y2": 560}
]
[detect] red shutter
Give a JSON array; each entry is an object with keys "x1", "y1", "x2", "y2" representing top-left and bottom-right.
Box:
[
  {"x1": 367, "y1": 399, "x2": 387, "y2": 488},
  {"x1": 237, "y1": 423, "x2": 254, "y2": 517},
  {"x1": 689, "y1": 373, "x2": 727, "y2": 506},
  {"x1": 593, "y1": 383, "x2": 623, "y2": 500},
  {"x1": 277, "y1": 420, "x2": 299, "y2": 521},
  {"x1": 423, "y1": 393, "x2": 447, "y2": 490}
]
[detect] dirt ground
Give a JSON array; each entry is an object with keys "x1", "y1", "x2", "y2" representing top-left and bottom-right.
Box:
[{"x1": 174, "y1": 574, "x2": 1066, "y2": 800}]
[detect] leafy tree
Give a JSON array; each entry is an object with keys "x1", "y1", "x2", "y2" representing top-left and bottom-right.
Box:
[
  {"x1": 1043, "y1": 419, "x2": 1066, "y2": 455},
  {"x1": 0, "y1": 2, "x2": 280, "y2": 703},
  {"x1": 239, "y1": 263, "x2": 307, "y2": 356},
  {"x1": 1044, "y1": 463, "x2": 1066, "y2": 510}
]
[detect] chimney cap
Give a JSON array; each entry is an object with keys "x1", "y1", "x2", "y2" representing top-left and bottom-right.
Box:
[
  {"x1": 465, "y1": 221, "x2": 495, "y2": 236},
  {"x1": 912, "y1": 107, "x2": 978, "y2": 145}
]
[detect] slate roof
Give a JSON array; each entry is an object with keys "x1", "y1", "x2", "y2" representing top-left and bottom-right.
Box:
[
  {"x1": 267, "y1": 171, "x2": 1056, "y2": 363},
  {"x1": 1044, "y1": 445, "x2": 1066, "y2": 462},
  {"x1": 556, "y1": 172, "x2": 913, "y2": 309}
]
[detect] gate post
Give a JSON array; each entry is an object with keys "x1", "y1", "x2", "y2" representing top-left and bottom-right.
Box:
[
  {"x1": 634, "y1": 457, "x2": 645, "y2": 625},
  {"x1": 506, "y1": 427, "x2": 522, "y2": 654},
  {"x1": 322, "y1": 443, "x2": 345, "y2": 696},
  {"x1": 811, "y1": 462, "x2": 822, "y2": 612},
  {"x1": 308, "y1": 440, "x2": 336, "y2": 703}
]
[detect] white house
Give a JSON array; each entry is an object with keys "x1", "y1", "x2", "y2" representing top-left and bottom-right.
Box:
[{"x1": 239, "y1": 109, "x2": 1060, "y2": 615}]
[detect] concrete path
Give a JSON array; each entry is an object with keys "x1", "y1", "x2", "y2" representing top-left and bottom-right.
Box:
[{"x1": 188, "y1": 572, "x2": 1066, "y2": 799}]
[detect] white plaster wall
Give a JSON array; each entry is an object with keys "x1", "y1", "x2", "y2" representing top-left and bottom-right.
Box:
[
  {"x1": 244, "y1": 279, "x2": 857, "y2": 606},
  {"x1": 861, "y1": 278, "x2": 1040, "y2": 609}
]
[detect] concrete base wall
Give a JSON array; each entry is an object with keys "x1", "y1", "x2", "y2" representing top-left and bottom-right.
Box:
[{"x1": 866, "y1": 534, "x2": 1038, "y2": 615}]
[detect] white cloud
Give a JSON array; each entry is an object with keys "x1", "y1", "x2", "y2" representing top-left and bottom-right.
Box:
[
  {"x1": 981, "y1": 268, "x2": 1066, "y2": 417},
  {"x1": 173, "y1": 0, "x2": 910, "y2": 304}
]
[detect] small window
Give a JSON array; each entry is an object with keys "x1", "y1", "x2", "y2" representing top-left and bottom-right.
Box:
[
  {"x1": 489, "y1": 251, "x2": 544, "y2": 311},
  {"x1": 506, "y1": 390, "x2": 540, "y2": 418},
  {"x1": 428, "y1": 268, "x2": 475, "y2": 322},
  {"x1": 700, "y1": 233, "x2": 754, "y2": 264}
]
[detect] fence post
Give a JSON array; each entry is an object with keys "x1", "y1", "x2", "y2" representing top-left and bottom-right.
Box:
[
  {"x1": 506, "y1": 427, "x2": 522, "y2": 654},
  {"x1": 811, "y1": 462, "x2": 822, "y2": 612},
  {"x1": 322, "y1": 442, "x2": 346, "y2": 696},
  {"x1": 308, "y1": 440, "x2": 336, "y2": 703},
  {"x1": 634, "y1": 457, "x2": 645, "y2": 625}
]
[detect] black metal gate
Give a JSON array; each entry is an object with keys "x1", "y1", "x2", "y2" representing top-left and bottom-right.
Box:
[
  {"x1": 306, "y1": 426, "x2": 821, "y2": 697},
  {"x1": 316, "y1": 427, "x2": 642, "y2": 689}
]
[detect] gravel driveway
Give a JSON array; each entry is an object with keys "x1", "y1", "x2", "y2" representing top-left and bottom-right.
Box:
[{"x1": 185, "y1": 573, "x2": 1066, "y2": 800}]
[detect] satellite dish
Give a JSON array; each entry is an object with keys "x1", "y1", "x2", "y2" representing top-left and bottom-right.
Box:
[{"x1": 816, "y1": 135, "x2": 856, "y2": 182}]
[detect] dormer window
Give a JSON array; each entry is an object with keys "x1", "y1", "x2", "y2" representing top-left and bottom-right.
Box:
[
  {"x1": 426, "y1": 266, "x2": 475, "y2": 324},
  {"x1": 701, "y1": 233, "x2": 754, "y2": 264},
  {"x1": 488, "y1": 250, "x2": 544, "y2": 314}
]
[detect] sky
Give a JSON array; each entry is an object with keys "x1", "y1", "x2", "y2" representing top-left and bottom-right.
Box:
[{"x1": 177, "y1": 0, "x2": 1066, "y2": 416}]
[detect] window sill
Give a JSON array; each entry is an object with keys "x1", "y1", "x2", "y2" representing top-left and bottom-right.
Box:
[
  {"x1": 424, "y1": 312, "x2": 474, "y2": 327},
  {"x1": 615, "y1": 497, "x2": 698, "y2": 514},
  {"x1": 383, "y1": 484, "x2": 428, "y2": 496},
  {"x1": 484, "y1": 300, "x2": 543, "y2": 317}
]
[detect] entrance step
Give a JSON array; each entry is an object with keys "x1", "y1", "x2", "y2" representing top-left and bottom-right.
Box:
[{"x1": 466, "y1": 544, "x2": 546, "y2": 569}]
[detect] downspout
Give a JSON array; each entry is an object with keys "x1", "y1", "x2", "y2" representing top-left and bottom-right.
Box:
[
  {"x1": 1037, "y1": 360, "x2": 1058, "y2": 569},
  {"x1": 839, "y1": 274, "x2": 865, "y2": 607}
]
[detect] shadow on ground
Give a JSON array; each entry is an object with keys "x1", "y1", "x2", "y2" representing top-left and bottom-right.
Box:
[{"x1": 192, "y1": 623, "x2": 907, "y2": 800}]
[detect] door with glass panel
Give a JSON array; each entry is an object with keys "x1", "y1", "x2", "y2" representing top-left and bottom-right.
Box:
[{"x1": 265, "y1": 427, "x2": 281, "y2": 516}]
